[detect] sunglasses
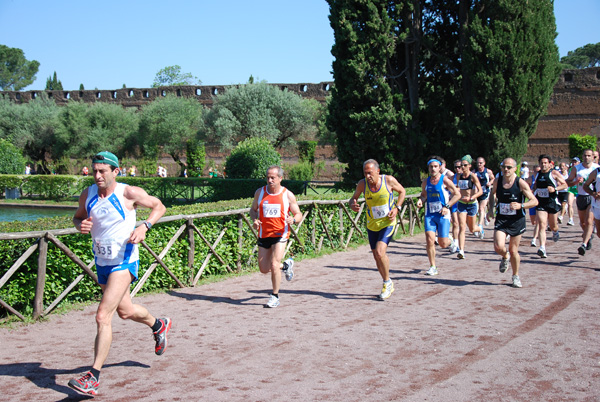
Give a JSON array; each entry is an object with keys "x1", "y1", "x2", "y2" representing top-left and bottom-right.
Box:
[
  {"x1": 461, "y1": 164, "x2": 469, "y2": 167},
  {"x1": 502, "y1": 165, "x2": 514, "y2": 169},
  {"x1": 92, "y1": 154, "x2": 106, "y2": 161},
  {"x1": 454, "y1": 165, "x2": 462, "y2": 169}
]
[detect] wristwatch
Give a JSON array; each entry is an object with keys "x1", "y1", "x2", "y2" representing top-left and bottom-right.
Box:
[{"x1": 143, "y1": 221, "x2": 152, "y2": 230}]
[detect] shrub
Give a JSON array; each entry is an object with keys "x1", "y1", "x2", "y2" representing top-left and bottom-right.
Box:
[
  {"x1": 287, "y1": 161, "x2": 314, "y2": 181},
  {"x1": 225, "y1": 137, "x2": 281, "y2": 179},
  {"x1": 298, "y1": 140, "x2": 318, "y2": 164},
  {"x1": 186, "y1": 139, "x2": 206, "y2": 177},
  {"x1": 0, "y1": 138, "x2": 26, "y2": 175},
  {"x1": 568, "y1": 134, "x2": 597, "y2": 158}
]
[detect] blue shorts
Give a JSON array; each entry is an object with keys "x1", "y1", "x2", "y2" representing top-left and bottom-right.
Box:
[
  {"x1": 367, "y1": 225, "x2": 396, "y2": 249},
  {"x1": 457, "y1": 201, "x2": 478, "y2": 216},
  {"x1": 96, "y1": 260, "x2": 139, "y2": 285},
  {"x1": 424, "y1": 214, "x2": 451, "y2": 238},
  {"x1": 529, "y1": 207, "x2": 536, "y2": 216}
]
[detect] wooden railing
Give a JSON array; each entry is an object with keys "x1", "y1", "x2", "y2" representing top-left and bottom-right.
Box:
[{"x1": 0, "y1": 196, "x2": 423, "y2": 321}]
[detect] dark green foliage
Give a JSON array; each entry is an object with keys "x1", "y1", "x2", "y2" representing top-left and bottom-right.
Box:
[
  {"x1": 298, "y1": 140, "x2": 318, "y2": 164},
  {"x1": 568, "y1": 134, "x2": 597, "y2": 158},
  {"x1": 0, "y1": 138, "x2": 26, "y2": 174},
  {"x1": 457, "y1": 0, "x2": 560, "y2": 169},
  {"x1": 185, "y1": 140, "x2": 206, "y2": 177},
  {"x1": 560, "y1": 42, "x2": 600, "y2": 69},
  {"x1": 287, "y1": 161, "x2": 314, "y2": 181},
  {"x1": 225, "y1": 137, "x2": 282, "y2": 179},
  {"x1": 45, "y1": 71, "x2": 63, "y2": 91},
  {"x1": 327, "y1": 0, "x2": 560, "y2": 185},
  {"x1": 0, "y1": 45, "x2": 40, "y2": 91}
]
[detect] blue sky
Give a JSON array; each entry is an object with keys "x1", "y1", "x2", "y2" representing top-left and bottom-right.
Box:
[{"x1": 0, "y1": 0, "x2": 598, "y2": 91}]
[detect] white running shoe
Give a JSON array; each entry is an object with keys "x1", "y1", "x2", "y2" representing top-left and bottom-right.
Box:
[
  {"x1": 499, "y1": 258, "x2": 509, "y2": 273},
  {"x1": 379, "y1": 281, "x2": 395, "y2": 300},
  {"x1": 265, "y1": 294, "x2": 280, "y2": 308},
  {"x1": 457, "y1": 250, "x2": 465, "y2": 259},
  {"x1": 537, "y1": 246, "x2": 547, "y2": 258},
  {"x1": 567, "y1": 218, "x2": 575, "y2": 226},
  {"x1": 557, "y1": 215, "x2": 563, "y2": 224},
  {"x1": 530, "y1": 239, "x2": 537, "y2": 247},
  {"x1": 511, "y1": 275, "x2": 522, "y2": 288},
  {"x1": 449, "y1": 240, "x2": 458, "y2": 253},
  {"x1": 425, "y1": 266, "x2": 439, "y2": 276},
  {"x1": 283, "y1": 258, "x2": 294, "y2": 281}
]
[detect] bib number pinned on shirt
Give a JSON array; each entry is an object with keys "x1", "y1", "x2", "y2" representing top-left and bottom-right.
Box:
[{"x1": 262, "y1": 203, "x2": 281, "y2": 218}]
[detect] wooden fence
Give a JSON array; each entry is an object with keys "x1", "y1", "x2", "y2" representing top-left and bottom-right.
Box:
[{"x1": 0, "y1": 196, "x2": 423, "y2": 321}]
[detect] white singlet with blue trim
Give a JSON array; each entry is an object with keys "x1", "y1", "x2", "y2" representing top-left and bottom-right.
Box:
[{"x1": 85, "y1": 183, "x2": 138, "y2": 267}]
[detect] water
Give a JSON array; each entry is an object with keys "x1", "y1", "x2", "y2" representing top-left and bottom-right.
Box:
[{"x1": 0, "y1": 206, "x2": 76, "y2": 222}]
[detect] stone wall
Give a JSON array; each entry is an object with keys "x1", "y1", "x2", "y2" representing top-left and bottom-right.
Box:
[
  {"x1": 0, "y1": 82, "x2": 332, "y2": 108},
  {"x1": 528, "y1": 67, "x2": 600, "y2": 160}
]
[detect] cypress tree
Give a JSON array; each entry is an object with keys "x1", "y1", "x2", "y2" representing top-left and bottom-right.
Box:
[{"x1": 327, "y1": 0, "x2": 560, "y2": 184}]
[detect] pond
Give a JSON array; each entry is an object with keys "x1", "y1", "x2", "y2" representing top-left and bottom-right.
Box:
[{"x1": 0, "y1": 205, "x2": 76, "y2": 223}]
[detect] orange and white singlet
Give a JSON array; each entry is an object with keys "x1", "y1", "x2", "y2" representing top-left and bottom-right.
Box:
[{"x1": 257, "y1": 185, "x2": 291, "y2": 239}]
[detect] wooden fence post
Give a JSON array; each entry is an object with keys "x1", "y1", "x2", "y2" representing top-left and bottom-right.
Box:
[
  {"x1": 237, "y1": 215, "x2": 243, "y2": 271},
  {"x1": 187, "y1": 218, "x2": 195, "y2": 285},
  {"x1": 33, "y1": 235, "x2": 48, "y2": 320}
]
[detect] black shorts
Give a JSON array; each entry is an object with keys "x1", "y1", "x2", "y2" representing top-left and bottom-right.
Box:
[
  {"x1": 257, "y1": 237, "x2": 287, "y2": 249},
  {"x1": 557, "y1": 192, "x2": 569, "y2": 204},
  {"x1": 478, "y1": 191, "x2": 490, "y2": 201},
  {"x1": 494, "y1": 216, "x2": 526, "y2": 237},
  {"x1": 536, "y1": 198, "x2": 561, "y2": 214},
  {"x1": 576, "y1": 194, "x2": 592, "y2": 211}
]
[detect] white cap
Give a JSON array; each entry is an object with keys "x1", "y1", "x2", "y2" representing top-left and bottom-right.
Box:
[{"x1": 522, "y1": 161, "x2": 528, "y2": 165}]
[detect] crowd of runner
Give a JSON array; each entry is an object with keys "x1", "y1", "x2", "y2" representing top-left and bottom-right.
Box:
[
  {"x1": 66, "y1": 150, "x2": 599, "y2": 396},
  {"x1": 352, "y1": 149, "x2": 600, "y2": 298}
]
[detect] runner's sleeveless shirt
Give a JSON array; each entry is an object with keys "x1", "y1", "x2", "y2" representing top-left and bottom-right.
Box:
[
  {"x1": 257, "y1": 186, "x2": 290, "y2": 239},
  {"x1": 364, "y1": 175, "x2": 396, "y2": 231},
  {"x1": 86, "y1": 183, "x2": 138, "y2": 267}
]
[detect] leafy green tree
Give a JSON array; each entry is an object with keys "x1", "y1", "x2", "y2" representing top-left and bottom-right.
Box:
[
  {"x1": 54, "y1": 101, "x2": 139, "y2": 163},
  {"x1": 203, "y1": 82, "x2": 318, "y2": 150},
  {"x1": 137, "y1": 95, "x2": 204, "y2": 175},
  {"x1": 0, "y1": 138, "x2": 26, "y2": 174},
  {"x1": 0, "y1": 95, "x2": 60, "y2": 173},
  {"x1": 79, "y1": 83, "x2": 85, "y2": 90},
  {"x1": 185, "y1": 139, "x2": 206, "y2": 177},
  {"x1": 560, "y1": 42, "x2": 600, "y2": 69},
  {"x1": 151, "y1": 65, "x2": 201, "y2": 87},
  {"x1": 45, "y1": 71, "x2": 63, "y2": 90},
  {"x1": 0, "y1": 45, "x2": 40, "y2": 90},
  {"x1": 327, "y1": 0, "x2": 560, "y2": 184},
  {"x1": 225, "y1": 137, "x2": 282, "y2": 179}
]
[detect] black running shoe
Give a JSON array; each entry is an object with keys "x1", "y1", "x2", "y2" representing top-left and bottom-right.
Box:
[
  {"x1": 586, "y1": 238, "x2": 592, "y2": 250},
  {"x1": 68, "y1": 371, "x2": 99, "y2": 395},
  {"x1": 578, "y1": 244, "x2": 586, "y2": 256},
  {"x1": 153, "y1": 317, "x2": 171, "y2": 355}
]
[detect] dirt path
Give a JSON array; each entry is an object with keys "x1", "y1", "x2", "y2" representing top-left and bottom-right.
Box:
[{"x1": 1, "y1": 217, "x2": 599, "y2": 401}]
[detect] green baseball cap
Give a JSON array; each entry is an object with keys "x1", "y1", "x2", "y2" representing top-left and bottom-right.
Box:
[{"x1": 92, "y1": 151, "x2": 119, "y2": 168}]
